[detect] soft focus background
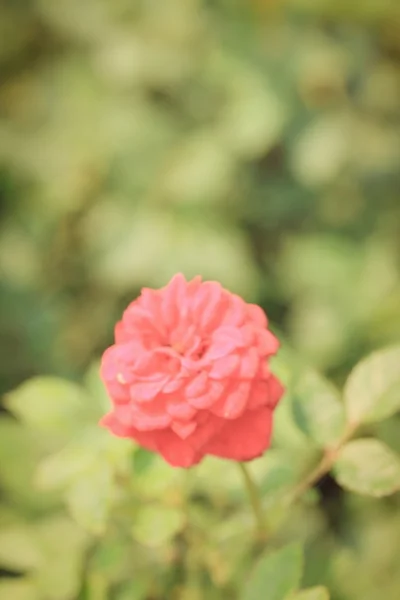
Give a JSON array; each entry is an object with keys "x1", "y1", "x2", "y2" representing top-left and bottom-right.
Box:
[{"x1": 0, "y1": 1, "x2": 400, "y2": 599}]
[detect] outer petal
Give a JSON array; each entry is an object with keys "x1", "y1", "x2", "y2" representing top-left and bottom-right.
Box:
[
  {"x1": 185, "y1": 412, "x2": 225, "y2": 450},
  {"x1": 257, "y1": 329, "x2": 280, "y2": 355},
  {"x1": 247, "y1": 304, "x2": 268, "y2": 328},
  {"x1": 267, "y1": 374, "x2": 285, "y2": 409},
  {"x1": 210, "y1": 380, "x2": 251, "y2": 419},
  {"x1": 153, "y1": 429, "x2": 204, "y2": 467},
  {"x1": 204, "y1": 407, "x2": 273, "y2": 461},
  {"x1": 101, "y1": 413, "x2": 202, "y2": 467}
]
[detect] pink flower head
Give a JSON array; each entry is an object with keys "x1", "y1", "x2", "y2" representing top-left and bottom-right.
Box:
[{"x1": 100, "y1": 274, "x2": 284, "y2": 467}]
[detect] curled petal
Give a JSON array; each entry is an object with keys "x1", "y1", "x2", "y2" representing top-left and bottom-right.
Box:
[
  {"x1": 209, "y1": 354, "x2": 240, "y2": 379},
  {"x1": 163, "y1": 377, "x2": 185, "y2": 393},
  {"x1": 129, "y1": 407, "x2": 171, "y2": 431},
  {"x1": 248, "y1": 379, "x2": 269, "y2": 410},
  {"x1": 166, "y1": 399, "x2": 197, "y2": 421},
  {"x1": 100, "y1": 412, "x2": 132, "y2": 437},
  {"x1": 185, "y1": 371, "x2": 209, "y2": 398},
  {"x1": 205, "y1": 407, "x2": 273, "y2": 461},
  {"x1": 210, "y1": 380, "x2": 251, "y2": 419},
  {"x1": 153, "y1": 430, "x2": 203, "y2": 467},
  {"x1": 268, "y1": 375, "x2": 285, "y2": 409},
  {"x1": 247, "y1": 304, "x2": 268, "y2": 328},
  {"x1": 161, "y1": 274, "x2": 186, "y2": 330},
  {"x1": 220, "y1": 294, "x2": 246, "y2": 327},
  {"x1": 257, "y1": 329, "x2": 279, "y2": 355},
  {"x1": 185, "y1": 412, "x2": 225, "y2": 450},
  {"x1": 205, "y1": 334, "x2": 241, "y2": 360},
  {"x1": 115, "y1": 321, "x2": 130, "y2": 344},
  {"x1": 171, "y1": 420, "x2": 197, "y2": 439},
  {"x1": 188, "y1": 380, "x2": 225, "y2": 409},
  {"x1": 239, "y1": 347, "x2": 260, "y2": 379},
  {"x1": 130, "y1": 378, "x2": 168, "y2": 402}
]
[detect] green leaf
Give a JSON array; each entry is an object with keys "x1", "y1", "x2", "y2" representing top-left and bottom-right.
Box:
[
  {"x1": 0, "y1": 579, "x2": 39, "y2": 600},
  {"x1": 344, "y1": 345, "x2": 400, "y2": 425},
  {"x1": 36, "y1": 426, "x2": 131, "y2": 491},
  {"x1": 33, "y1": 516, "x2": 88, "y2": 600},
  {"x1": 0, "y1": 417, "x2": 58, "y2": 511},
  {"x1": 5, "y1": 377, "x2": 89, "y2": 438},
  {"x1": 131, "y1": 505, "x2": 185, "y2": 547},
  {"x1": 133, "y1": 455, "x2": 183, "y2": 498},
  {"x1": 241, "y1": 543, "x2": 303, "y2": 600},
  {"x1": 114, "y1": 580, "x2": 150, "y2": 600},
  {"x1": 35, "y1": 439, "x2": 96, "y2": 491},
  {"x1": 292, "y1": 370, "x2": 345, "y2": 447},
  {"x1": 0, "y1": 526, "x2": 42, "y2": 571},
  {"x1": 83, "y1": 360, "x2": 113, "y2": 418},
  {"x1": 66, "y1": 463, "x2": 114, "y2": 535},
  {"x1": 291, "y1": 587, "x2": 330, "y2": 600},
  {"x1": 333, "y1": 439, "x2": 400, "y2": 497}
]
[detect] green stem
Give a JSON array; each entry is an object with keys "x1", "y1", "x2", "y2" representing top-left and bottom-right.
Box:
[
  {"x1": 238, "y1": 462, "x2": 267, "y2": 540},
  {"x1": 289, "y1": 423, "x2": 358, "y2": 504}
]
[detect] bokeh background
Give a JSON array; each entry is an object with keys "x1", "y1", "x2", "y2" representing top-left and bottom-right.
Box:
[{"x1": 0, "y1": 1, "x2": 399, "y2": 600}]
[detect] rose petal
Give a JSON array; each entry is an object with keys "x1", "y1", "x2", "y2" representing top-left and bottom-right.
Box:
[
  {"x1": 185, "y1": 371, "x2": 209, "y2": 398},
  {"x1": 209, "y1": 354, "x2": 240, "y2": 379},
  {"x1": 154, "y1": 430, "x2": 203, "y2": 467},
  {"x1": 166, "y1": 400, "x2": 197, "y2": 421},
  {"x1": 130, "y1": 408, "x2": 171, "y2": 431},
  {"x1": 205, "y1": 407, "x2": 273, "y2": 461},
  {"x1": 268, "y1": 375, "x2": 285, "y2": 409},
  {"x1": 248, "y1": 379, "x2": 269, "y2": 410},
  {"x1": 130, "y1": 378, "x2": 168, "y2": 402},
  {"x1": 161, "y1": 274, "x2": 186, "y2": 330},
  {"x1": 220, "y1": 294, "x2": 246, "y2": 327},
  {"x1": 247, "y1": 304, "x2": 268, "y2": 328},
  {"x1": 171, "y1": 420, "x2": 197, "y2": 439},
  {"x1": 239, "y1": 347, "x2": 260, "y2": 379},
  {"x1": 188, "y1": 380, "x2": 226, "y2": 409},
  {"x1": 210, "y1": 380, "x2": 251, "y2": 419},
  {"x1": 257, "y1": 329, "x2": 279, "y2": 355},
  {"x1": 185, "y1": 412, "x2": 225, "y2": 450}
]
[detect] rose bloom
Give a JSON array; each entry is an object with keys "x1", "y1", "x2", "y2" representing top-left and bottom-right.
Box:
[{"x1": 100, "y1": 274, "x2": 284, "y2": 467}]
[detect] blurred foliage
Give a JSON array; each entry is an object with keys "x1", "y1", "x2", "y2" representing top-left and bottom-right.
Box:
[{"x1": 0, "y1": 0, "x2": 399, "y2": 599}]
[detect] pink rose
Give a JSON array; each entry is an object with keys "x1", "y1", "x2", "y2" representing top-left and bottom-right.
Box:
[{"x1": 100, "y1": 274, "x2": 284, "y2": 467}]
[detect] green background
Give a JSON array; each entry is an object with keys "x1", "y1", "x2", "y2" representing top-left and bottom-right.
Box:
[{"x1": 0, "y1": 1, "x2": 399, "y2": 599}]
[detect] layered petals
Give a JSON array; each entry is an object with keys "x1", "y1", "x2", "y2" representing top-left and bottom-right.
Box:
[{"x1": 100, "y1": 274, "x2": 284, "y2": 467}]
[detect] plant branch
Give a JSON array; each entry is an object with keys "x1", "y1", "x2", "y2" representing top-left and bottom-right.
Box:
[
  {"x1": 237, "y1": 462, "x2": 267, "y2": 541},
  {"x1": 289, "y1": 424, "x2": 358, "y2": 504}
]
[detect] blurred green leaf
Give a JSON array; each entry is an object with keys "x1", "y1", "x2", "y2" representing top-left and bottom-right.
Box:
[
  {"x1": 291, "y1": 587, "x2": 330, "y2": 600},
  {"x1": 66, "y1": 462, "x2": 114, "y2": 535},
  {"x1": 241, "y1": 543, "x2": 303, "y2": 600},
  {"x1": 0, "y1": 417, "x2": 58, "y2": 511},
  {"x1": 0, "y1": 526, "x2": 42, "y2": 571},
  {"x1": 83, "y1": 360, "x2": 113, "y2": 418},
  {"x1": 36, "y1": 424, "x2": 131, "y2": 485},
  {"x1": 114, "y1": 580, "x2": 150, "y2": 600},
  {"x1": 133, "y1": 455, "x2": 183, "y2": 498},
  {"x1": 344, "y1": 345, "x2": 400, "y2": 425},
  {"x1": 5, "y1": 377, "x2": 90, "y2": 439},
  {"x1": 333, "y1": 439, "x2": 400, "y2": 497},
  {"x1": 35, "y1": 436, "x2": 96, "y2": 492},
  {"x1": 291, "y1": 370, "x2": 345, "y2": 447},
  {"x1": 0, "y1": 579, "x2": 39, "y2": 600},
  {"x1": 131, "y1": 505, "x2": 185, "y2": 548},
  {"x1": 33, "y1": 515, "x2": 88, "y2": 600},
  {"x1": 132, "y1": 447, "x2": 156, "y2": 475},
  {"x1": 35, "y1": 426, "x2": 131, "y2": 533}
]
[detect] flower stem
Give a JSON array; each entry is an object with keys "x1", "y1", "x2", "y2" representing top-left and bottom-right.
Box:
[
  {"x1": 289, "y1": 451, "x2": 335, "y2": 503},
  {"x1": 289, "y1": 423, "x2": 358, "y2": 504},
  {"x1": 238, "y1": 462, "x2": 267, "y2": 541}
]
